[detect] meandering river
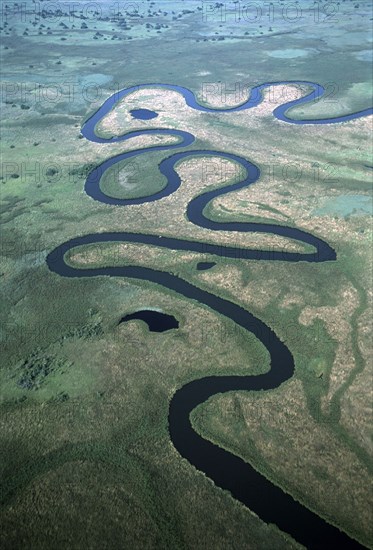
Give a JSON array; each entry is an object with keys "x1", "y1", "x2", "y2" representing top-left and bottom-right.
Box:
[{"x1": 47, "y1": 82, "x2": 371, "y2": 548}]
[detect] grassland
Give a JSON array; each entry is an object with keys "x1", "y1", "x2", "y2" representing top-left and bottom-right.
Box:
[{"x1": 1, "y1": 0, "x2": 372, "y2": 548}]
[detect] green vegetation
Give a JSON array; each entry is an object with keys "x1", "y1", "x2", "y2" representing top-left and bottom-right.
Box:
[
  {"x1": 100, "y1": 151, "x2": 168, "y2": 199},
  {"x1": 16, "y1": 350, "x2": 71, "y2": 391}
]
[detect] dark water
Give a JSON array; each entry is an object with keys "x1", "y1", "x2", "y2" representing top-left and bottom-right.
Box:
[
  {"x1": 47, "y1": 82, "x2": 371, "y2": 549},
  {"x1": 130, "y1": 108, "x2": 158, "y2": 120},
  {"x1": 83, "y1": 147, "x2": 335, "y2": 262},
  {"x1": 119, "y1": 309, "x2": 179, "y2": 332},
  {"x1": 82, "y1": 83, "x2": 373, "y2": 141},
  {"x1": 196, "y1": 262, "x2": 216, "y2": 270}
]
